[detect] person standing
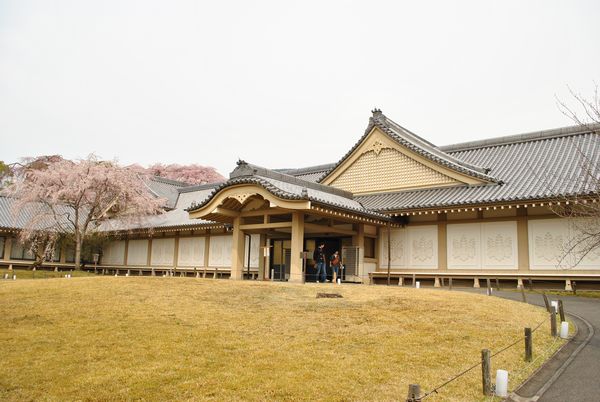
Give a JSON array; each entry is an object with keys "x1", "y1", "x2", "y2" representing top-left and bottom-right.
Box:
[
  {"x1": 313, "y1": 243, "x2": 327, "y2": 283},
  {"x1": 330, "y1": 250, "x2": 341, "y2": 284}
]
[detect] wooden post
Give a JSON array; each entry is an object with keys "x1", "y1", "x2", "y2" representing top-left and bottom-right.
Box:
[
  {"x1": 387, "y1": 222, "x2": 391, "y2": 286},
  {"x1": 481, "y1": 349, "x2": 492, "y2": 396},
  {"x1": 558, "y1": 300, "x2": 566, "y2": 322},
  {"x1": 449, "y1": 277, "x2": 453, "y2": 291},
  {"x1": 542, "y1": 293, "x2": 551, "y2": 313},
  {"x1": 551, "y1": 306, "x2": 558, "y2": 337},
  {"x1": 524, "y1": 327, "x2": 532, "y2": 362},
  {"x1": 520, "y1": 285, "x2": 527, "y2": 303},
  {"x1": 406, "y1": 384, "x2": 421, "y2": 402}
]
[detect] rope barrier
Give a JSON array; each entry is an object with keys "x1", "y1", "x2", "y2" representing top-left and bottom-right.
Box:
[{"x1": 421, "y1": 312, "x2": 553, "y2": 399}]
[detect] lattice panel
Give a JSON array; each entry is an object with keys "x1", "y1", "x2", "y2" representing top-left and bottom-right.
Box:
[{"x1": 330, "y1": 148, "x2": 457, "y2": 194}]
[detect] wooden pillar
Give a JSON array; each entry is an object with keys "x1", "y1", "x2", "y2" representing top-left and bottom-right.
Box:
[
  {"x1": 173, "y1": 236, "x2": 180, "y2": 269},
  {"x1": 230, "y1": 217, "x2": 245, "y2": 280},
  {"x1": 124, "y1": 239, "x2": 130, "y2": 266},
  {"x1": 289, "y1": 212, "x2": 305, "y2": 283},
  {"x1": 352, "y1": 223, "x2": 365, "y2": 282},
  {"x1": 258, "y1": 234, "x2": 267, "y2": 280},
  {"x1": 203, "y1": 232, "x2": 210, "y2": 268},
  {"x1": 2, "y1": 236, "x2": 12, "y2": 261},
  {"x1": 437, "y1": 213, "x2": 447, "y2": 271},
  {"x1": 147, "y1": 238, "x2": 153, "y2": 268},
  {"x1": 517, "y1": 208, "x2": 529, "y2": 271}
]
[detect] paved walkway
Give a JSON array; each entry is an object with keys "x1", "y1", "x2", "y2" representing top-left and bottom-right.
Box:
[{"x1": 463, "y1": 289, "x2": 600, "y2": 401}]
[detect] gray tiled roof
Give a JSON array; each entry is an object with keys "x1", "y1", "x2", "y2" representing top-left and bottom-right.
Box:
[
  {"x1": 100, "y1": 187, "x2": 219, "y2": 232},
  {"x1": 356, "y1": 128, "x2": 600, "y2": 211},
  {"x1": 276, "y1": 163, "x2": 336, "y2": 183},
  {"x1": 146, "y1": 176, "x2": 191, "y2": 209},
  {"x1": 0, "y1": 196, "x2": 77, "y2": 231},
  {"x1": 316, "y1": 110, "x2": 499, "y2": 183},
  {"x1": 187, "y1": 161, "x2": 390, "y2": 220}
]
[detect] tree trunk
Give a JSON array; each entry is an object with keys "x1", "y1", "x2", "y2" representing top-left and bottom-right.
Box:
[{"x1": 74, "y1": 231, "x2": 82, "y2": 270}]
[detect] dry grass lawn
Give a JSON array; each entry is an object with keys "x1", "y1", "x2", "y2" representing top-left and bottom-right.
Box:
[{"x1": 0, "y1": 277, "x2": 563, "y2": 401}]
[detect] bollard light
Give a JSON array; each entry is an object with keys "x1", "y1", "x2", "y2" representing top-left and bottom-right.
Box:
[
  {"x1": 12, "y1": 274, "x2": 16, "y2": 280},
  {"x1": 415, "y1": 281, "x2": 420, "y2": 289},
  {"x1": 495, "y1": 369, "x2": 508, "y2": 397},
  {"x1": 560, "y1": 321, "x2": 569, "y2": 339},
  {"x1": 551, "y1": 300, "x2": 559, "y2": 310}
]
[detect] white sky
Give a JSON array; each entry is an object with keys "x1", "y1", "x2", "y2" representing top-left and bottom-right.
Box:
[{"x1": 1, "y1": 0, "x2": 599, "y2": 178}]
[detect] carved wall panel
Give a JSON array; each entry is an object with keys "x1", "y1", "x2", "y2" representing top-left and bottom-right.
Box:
[
  {"x1": 209, "y1": 235, "x2": 233, "y2": 267},
  {"x1": 528, "y1": 219, "x2": 569, "y2": 269},
  {"x1": 407, "y1": 225, "x2": 438, "y2": 268},
  {"x1": 447, "y1": 223, "x2": 481, "y2": 268},
  {"x1": 151, "y1": 238, "x2": 175, "y2": 266},
  {"x1": 127, "y1": 239, "x2": 148, "y2": 266},
  {"x1": 177, "y1": 237, "x2": 205, "y2": 267},
  {"x1": 101, "y1": 241, "x2": 125, "y2": 265},
  {"x1": 481, "y1": 222, "x2": 517, "y2": 269},
  {"x1": 529, "y1": 218, "x2": 600, "y2": 270},
  {"x1": 379, "y1": 225, "x2": 437, "y2": 269},
  {"x1": 379, "y1": 228, "x2": 407, "y2": 268}
]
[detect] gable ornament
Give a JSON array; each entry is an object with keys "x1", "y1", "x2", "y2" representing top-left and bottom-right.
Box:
[
  {"x1": 232, "y1": 193, "x2": 252, "y2": 204},
  {"x1": 369, "y1": 140, "x2": 387, "y2": 156}
]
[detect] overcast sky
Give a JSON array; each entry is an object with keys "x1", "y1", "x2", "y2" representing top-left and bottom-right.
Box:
[{"x1": 1, "y1": 1, "x2": 599, "y2": 177}]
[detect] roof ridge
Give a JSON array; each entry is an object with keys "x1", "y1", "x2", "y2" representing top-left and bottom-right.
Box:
[
  {"x1": 150, "y1": 176, "x2": 191, "y2": 187},
  {"x1": 275, "y1": 163, "x2": 337, "y2": 176},
  {"x1": 231, "y1": 160, "x2": 354, "y2": 199},
  {"x1": 177, "y1": 182, "x2": 224, "y2": 193},
  {"x1": 315, "y1": 110, "x2": 499, "y2": 183},
  {"x1": 440, "y1": 123, "x2": 600, "y2": 153}
]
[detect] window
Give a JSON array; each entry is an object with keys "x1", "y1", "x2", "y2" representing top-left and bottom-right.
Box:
[
  {"x1": 10, "y1": 241, "x2": 35, "y2": 260},
  {"x1": 65, "y1": 246, "x2": 75, "y2": 263},
  {"x1": 364, "y1": 237, "x2": 375, "y2": 258}
]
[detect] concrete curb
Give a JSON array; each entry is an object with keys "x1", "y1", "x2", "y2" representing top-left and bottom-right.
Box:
[{"x1": 507, "y1": 311, "x2": 594, "y2": 401}]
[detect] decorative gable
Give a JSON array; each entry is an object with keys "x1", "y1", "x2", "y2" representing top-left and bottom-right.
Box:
[{"x1": 321, "y1": 125, "x2": 487, "y2": 195}]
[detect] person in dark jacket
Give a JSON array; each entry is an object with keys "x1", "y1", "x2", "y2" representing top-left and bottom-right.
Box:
[{"x1": 313, "y1": 243, "x2": 327, "y2": 283}]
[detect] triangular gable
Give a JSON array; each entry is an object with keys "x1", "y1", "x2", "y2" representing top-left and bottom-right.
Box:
[{"x1": 320, "y1": 112, "x2": 496, "y2": 195}]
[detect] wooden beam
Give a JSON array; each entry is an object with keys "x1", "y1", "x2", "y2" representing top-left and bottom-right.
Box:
[
  {"x1": 240, "y1": 222, "x2": 291, "y2": 231},
  {"x1": 304, "y1": 222, "x2": 357, "y2": 236},
  {"x1": 212, "y1": 207, "x2": 239, "y2": 218}
]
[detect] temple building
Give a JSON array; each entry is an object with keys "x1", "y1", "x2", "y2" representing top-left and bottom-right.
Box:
[{"x1": 2, "y1": 110, "x2": 600, "y2": 289}]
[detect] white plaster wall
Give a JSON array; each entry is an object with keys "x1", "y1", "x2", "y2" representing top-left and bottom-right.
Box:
[
  {"x1": 151, "y1": 238, "x2": 175, "y2": 266},
  {"x1": 481, "y1": 222, "x2": 518, "y2": 269},
  {"x1": 447, "y1": 223, "x2": 481, "y2": 269},
  {"x1": 177, "y1": 237, "x2": 205, "y2": 267},
  {"x1": 448, "y1": 222, "x2": 518, "y2": 270},
  {"x1": 379, "y1": 225, "x2": 437, "y2": 269},
  {"x1": 244, "y1": 233, "x2": 260, "y2": 268},
  {"x1": 101, "y1": 241, "x2": 125, "y2": 265},
  {"x1": 127, "y1": 239, "x2": 148, "y2": 266},
  {"x1": 529, "y1": 218, "x2": 600, "y2": 270},
  {"x1": 209, "y1": 235, "x2": 232, "y2": 267},
  {"x1": 379, "y1": 227, "x2": 407, "y2": 268},
  {"x1": 407, "y1": 225, "x2": 438, "y2": 268}
]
